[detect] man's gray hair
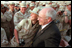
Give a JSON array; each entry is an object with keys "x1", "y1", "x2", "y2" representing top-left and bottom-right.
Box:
[{"x1": 44, "y1": 7, "x2": 57, "y2": 20}]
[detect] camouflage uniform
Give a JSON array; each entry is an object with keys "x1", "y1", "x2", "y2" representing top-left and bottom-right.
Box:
[
  {"x1": 14, "y1": 11, "x2": 29, "y2": 26},
  {"x1": 11, "y1": 19, "x2": 40, "y2": 47},
  {"x1": 1, "y1": 12, "x2": 12, "y2": 42},
  {"x1": 55, "y1": 12, "x2": 70, "y2": 39},
  {"x1": 1, "y1": 27, "x2": 9, "y2": 47},
  {"x1": 25, "y1": 7, "x2": 31, "y2": 18},
  {"x1": 8, "y1": 9, "x2": 16, "y2": 39},
  {"x1": 63, "y1": 8, "x2": 71, "y2": 42}
]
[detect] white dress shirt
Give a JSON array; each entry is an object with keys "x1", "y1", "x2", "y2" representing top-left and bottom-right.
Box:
[{"x1": 42, "y1": 21, "x2": 52, "y2": 29}]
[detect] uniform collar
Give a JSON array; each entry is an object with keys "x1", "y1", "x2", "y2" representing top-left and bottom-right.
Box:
[{"x1": 19, "y1": 11, "x2": 26, "y2": 15}]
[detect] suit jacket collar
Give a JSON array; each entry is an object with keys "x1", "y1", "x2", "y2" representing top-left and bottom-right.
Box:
[{"x1": 33, "y1": 21, "x2": 55, "y2": 41}]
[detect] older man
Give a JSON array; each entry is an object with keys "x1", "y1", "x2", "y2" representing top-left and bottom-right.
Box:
[
  {"x1": 10, "y1": 7, "x2": 41, "y2": 47},
  {"x1": 32, "y1": 7, "x2": 61, "y2": 47}
]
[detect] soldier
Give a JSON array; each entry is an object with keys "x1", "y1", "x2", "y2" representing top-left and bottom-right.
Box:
[
  {"x1": 25, "y1": 2, "x2": 31, "y2": 17},
  {"x1": 29, "y1": 3, "x2": 35, "y2": 13},
  {"x1": 1, "y1": 27, "x2": 9, "y2": 47},
  {"x1": 14, "y1": 3, "x2": 20, "y2": 13},
  {"x1": 45, "y1": 4, "x2": 52, "y2": 7},
  {"x1": 10, "y1": 7, "x2": 41, "y2": 47},
  {"x1": 51, "y1": 3, "x2": 58, "y2": 12},
  {"x1": 8, "y1": 2, "x2": 16, "y2": 40},
  {"x1": 56, "y1": 6, "x2": 65, "y2": 39},
  {"x1": 14, "y1": 3, "x2": 28, "y2": 26},
  {"x1": 57, "y1": 5, "x2": 70, "y2": 41},
  {"x1": 46, "y1": 1, "x2": 52, "y2": 5},
  {"x1": 64, "y1": 1, "x2": 71, "y2": 26},
  {"x1": 1, "y1": 4, "x2": 11, "y2": 42},
  {"x1": 35, "y1": 1, "x2": 39, "y2": 7},
  {"x1": 63, "y1": 1, "x2": 71, "y2": 42}
]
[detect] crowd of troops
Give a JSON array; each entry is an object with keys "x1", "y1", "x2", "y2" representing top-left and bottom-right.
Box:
[{"x1": 1, "y1": 1, "x2": 71, "y2": 47}]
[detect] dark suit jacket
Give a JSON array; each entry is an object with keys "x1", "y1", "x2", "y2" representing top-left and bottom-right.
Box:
[{"x1": 32, "y1": 21, "x2": 61, "y2": 47}]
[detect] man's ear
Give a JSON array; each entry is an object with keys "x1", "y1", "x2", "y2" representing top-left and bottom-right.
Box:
[{"x1": 48, "y1": 17, "x2": 52, "y2": 22}]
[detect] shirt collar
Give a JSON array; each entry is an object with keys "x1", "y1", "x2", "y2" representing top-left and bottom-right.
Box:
[
  {"x1": 41, "y1": 21, "x2": 52, "y2": 29},
  {"x1": 19, "y1": 11, "x2": 26, "y2": 15}
]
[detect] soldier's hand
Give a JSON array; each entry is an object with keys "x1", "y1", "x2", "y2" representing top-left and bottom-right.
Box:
[
  {"x1": 64, "y1": 11, "x2": 67, "y2": 15},
  {"x1": 57, "y1": 11, "x2": 63, "y2": 15},
  {"x1": 65, "y1": 16, "x2": 68, "y2": 23},
  {"x1": 17, "y1": 40, "x2": 19, "y2": 44},
  {"x1": 60, "y1": 39, "x2": 69, "y2": 47}
]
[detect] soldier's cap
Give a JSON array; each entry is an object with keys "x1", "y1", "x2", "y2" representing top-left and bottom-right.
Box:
[
  {"x1": 31, "y1": 7, "x2": 40, "y2": 15},
  {"x1": 66, "y1": 1, "x2": 71, "y2": 5},
  {"x1": 20, "y1": 3, "x2": 27, "y2": 7},
  {"x1": 59, "y1": 6, "x2": 65, "y2": 11},
  {"x1": 15, "y1": 3, "x2": 19, "y2": 6},
  {"x1": 59, "y1": 6, "x2": 65, "y2": 9},
  {"x1": 52, "y1": 3, "x2": 57, "y2": 7},
  {"x1": 39, "y1": 3, "x2": 43, "y2": 5},
  {"x1": 9, "y1": 2, "x2": 15, "y2": 5},
  {"x1": 21, "y1": 1, "x2": 25, "y2": 3},
  {"x1": 47, "y1": 1, "x2": 52, "y2": 3},
  {"x1": 1, "y1": 1, "x2": 4, "y2": 4},
  {"x1": 52, "y1": 1, "x2": 57, "y2": 3},
  {"x1": 37, "y1": 6, "x2": 44, "y2": 10},
  {"x1": 26, "y1": 2, "x2": 30, "y2": 5},
  {"x1": 45, "y1": 4, "x2": 52, "y2": 7},
  {"x1": 30, "y1": 3, "x2": 35, "y2": 7},
  {"x1": 42, "y1": 2, "x2": 46, "y2": 5}
]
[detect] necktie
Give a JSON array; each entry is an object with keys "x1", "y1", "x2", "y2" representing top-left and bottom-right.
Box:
[{"x1": 37, "y1": 28, "x2": 42, "y2": 35}]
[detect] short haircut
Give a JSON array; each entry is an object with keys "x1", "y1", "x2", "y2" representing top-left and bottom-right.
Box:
[{"x1": 44, "y1": 7, "x2": 57, "y2": 20}]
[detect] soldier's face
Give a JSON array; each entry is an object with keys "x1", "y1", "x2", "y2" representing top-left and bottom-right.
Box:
[
  {"x1": 20, "y1": 7, "x2": 26, "y2": 13},
  {"x1": 9, "y1": 4, "x2": 15, "y2": 10},
  {"x1": 17, "y1": 7, "x2": 20, "y2": 10},
  {"x1": 26, "y1": 5, "x2": 29, "y2": 8},
  {"x1": 30, "y1": 6, "x2": 34, "y2": 10},
  {"x1": 14, "y1": 6, "x2": 17, "y2": 9},
  {"x1": 52, "y1": 7, "x2": 57, "y2": 10},
  {"x1": 67, "y1": 5, "x2": 71, "y2": 11}
]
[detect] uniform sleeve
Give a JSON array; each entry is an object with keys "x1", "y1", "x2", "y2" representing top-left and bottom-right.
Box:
[
  {"x1": 4, "y1": 12, "x2": 12, "y2": 22},
  {"x1": 1, "y1": 28, "x2": 9, "y2": 44},
  {"x1": 15, "y1": 19, "x2": 26, "y2": 31},
  {"x1": 1, "y1": 15, "x2": 7, "y2": 22},
  {"x1": 14, "y1": 13, "x2": 19, "y2": 26}
]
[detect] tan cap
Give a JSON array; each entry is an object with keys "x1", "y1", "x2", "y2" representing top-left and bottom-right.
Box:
[
  {"x1": 9, "y1": 2, "x2": 15, "y2": 5},
  {"x1": 47, "y1": 1, "x2": 52, "y2": 3},
  {"x1": 52, "y1": 3, "x2": 57, "y2": 7},
  {"x1": 59, "y1": 6, "x2": 65, "y2": 11},
  {"x1": 21, "y1": 1, "x2": 25, "y2": 3},
  {"x1": 31, "y1": 7, "x2": 40, "y2": 15},
  {"x1": 30, "y1": 3, "x2": 35, "y2": 7},
  {"x1": 26, "y1": 2, "x2": 30, "y2": 5},
  {"x1": 66, "y1": 1, "x2": 71, "y2": 5},
  {"x1": 15, "y1": 3, "x2": 19, "y2": 6},
  {"x1": 45, "y1": 4, "x2": 52, "y2": 7},
  {"x1": 20, "y1": 3, "x2": 26, "y2": 7}
]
